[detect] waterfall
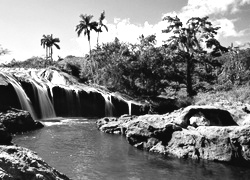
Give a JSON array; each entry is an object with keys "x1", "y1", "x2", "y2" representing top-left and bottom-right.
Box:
[
  {"x1": 102, "y1": 93, "x2": 114, "y2": 117},
  {"x1": 127, "y1": 101, "x2": 132, "y2": 115},
  {"x1": 0, "y1": 68, "x2": 143, "y2": 119},
  {"x1": 30, "y1": 80, "x2": 56, "y2": 119},
  {"x1": 75, "y1": 89, "x2": 82, "y2": 116},
  {"x1": 29, "y1": 71, "x2": 56, "y2": 119},
  {"x1": 0, "y1": 72, "x2": 37, "y2": 119}
]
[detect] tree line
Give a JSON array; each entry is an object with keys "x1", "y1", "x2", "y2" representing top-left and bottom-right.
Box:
[
  {"x1": 78, "y1": 15, "x2": 233, "y2": 97},
  {"x1": 2, "y1": 11, "x2": 250, "y2": 99}
]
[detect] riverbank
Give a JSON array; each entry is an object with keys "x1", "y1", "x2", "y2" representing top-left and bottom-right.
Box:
[
  {"x1": 97, "y1": 104, "x2": 250, "y2": 165},
  {"x1": 0, "y1": 145, "x2": 70, "y2": 180},
  {"x1": 0, "y1": 106, "x2": 70, "y2": 180}
]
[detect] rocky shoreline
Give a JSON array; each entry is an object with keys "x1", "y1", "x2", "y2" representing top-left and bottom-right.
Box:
[
  {"x1": 97, "y1": 105, "x2": 250, "y2": 165},
  {"x1": 0, "y1": 106, "x2": 70, "y2": 180},
  {"x1": 0, "y1": 145, "x2": 70, "y2": 180}
]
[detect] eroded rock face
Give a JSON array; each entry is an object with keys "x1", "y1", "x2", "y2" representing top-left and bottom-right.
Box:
[
  {"x1": 166, "y1": 126, "x2": 250, "y2": 163},
  {"x1": 0, "y1": 145, "x2": 70, "y2": 180},
  {"x1": 97, "y1": 105, "x2": 250, "y2": 164},
  {"x1": 176, "y1": 105, "x2": 237, "y2": 127}
]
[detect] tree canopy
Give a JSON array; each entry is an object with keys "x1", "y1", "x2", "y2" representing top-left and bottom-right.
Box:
[{"x1": 162, "y1": 16, "x2": 225, "y2": 96}]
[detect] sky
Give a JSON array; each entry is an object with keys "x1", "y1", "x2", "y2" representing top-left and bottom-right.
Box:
[{"x1": 0, "y1": 0, "x2": 250, "y2": 62}]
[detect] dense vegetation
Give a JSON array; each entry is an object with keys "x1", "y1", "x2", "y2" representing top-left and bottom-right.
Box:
[{"x1": 1, "y1": 15, "x2": 250, "y2": 102}]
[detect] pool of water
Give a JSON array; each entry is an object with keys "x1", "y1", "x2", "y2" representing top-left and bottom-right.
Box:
[{"x1": 13, "y1": 118, "x2": 250, "y2": 180}]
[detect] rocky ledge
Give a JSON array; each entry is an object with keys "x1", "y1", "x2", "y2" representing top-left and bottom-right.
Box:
[
  {"x1": 0, "y1": 106, "x2": 44, "y2": 145},
  {"x1": 97, "y1": 105, "x2": 250, "y2": 165},
  {"x1": 0, "y1": 106, "x2": 44, "y2": 134},
  {"x1": 0, "y1": 145, "x2": 70, "y2": 180}
]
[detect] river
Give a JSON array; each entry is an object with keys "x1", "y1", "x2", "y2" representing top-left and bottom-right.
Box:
[{"x1": 13, "y1": 118, "x2": 250, "y2": 180}]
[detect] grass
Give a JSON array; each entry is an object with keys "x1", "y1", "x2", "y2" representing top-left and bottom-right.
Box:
[{"x1": 194, "y1": 85, "x2": 250, "y2": 105}]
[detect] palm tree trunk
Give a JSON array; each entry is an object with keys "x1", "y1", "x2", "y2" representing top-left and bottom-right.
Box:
[
  {"x1": 89, "y1": 39, "x2": 92, "y2": 55},
  {"x1": 186, "y1": 57, "x2": 193, "y2": 96},
  {"x1": 97, "y1": 32, "x2": 100, "y2": 47},
  {"x1": 46, "y1": 46, "x2": 48, "y2": 59},
  {"x1": 51, "y1": 47, "x2": 53, "y2": 61}
]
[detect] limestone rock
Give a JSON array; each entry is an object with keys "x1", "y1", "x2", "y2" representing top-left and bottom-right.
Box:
[
  {"x1": 0, "y1": 106, "x2": 44, "y2": 134},
  {"x1": 0, "y1": 145, "x2": 70, "y2": 180},
  {"x1": 177, "y1": 105, "x2": 237, "y2": 128},
  {"x1": 96, "y1": 115, "x2": 136, "y2": 134},
  {"x1": 166, "y1": 125, "x2": 250, "y2": 163},
  {"x1": 97, "y1": 105, "x2": 249, "y2": 164}
]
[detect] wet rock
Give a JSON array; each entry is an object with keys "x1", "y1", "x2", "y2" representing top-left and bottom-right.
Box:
[
  {"x1": 0, "y1": 145, "x2": 70, "y2": 180},
  {"x1": 97, "y1": 115, "x2": 136, "y2": 134},
  {"x1": 166, "y1": 125, "x2": 250, "y2": 163},
  {"x1": 0, "y1": 106, "x2": 44, "y2": 134},
  {"x1": 97, "y1": 105, "x2": 250, "y2": 164}
]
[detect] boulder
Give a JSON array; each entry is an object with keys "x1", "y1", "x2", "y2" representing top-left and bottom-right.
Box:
[
  {"x1": 166, "y1": 126, "x2": 250, "y2": 163},
  {"x1": 96, "y1": 115, "x2": 135, "y2": 134},
  {"x1": 0, "y1": 145, "x2": 70, "y2": 180},
  {"x1": 0, "y1": 106, "x2": 44, "y2": 134},
  {"x1": 97, "y1": 105, "x2": 249, "y2": 164}
]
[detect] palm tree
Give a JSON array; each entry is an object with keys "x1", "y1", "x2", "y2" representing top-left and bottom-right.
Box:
[
  {"x1": 75, "y1": 14, "x2": 98, "y2": 55},
  {"x1": 0, "y1": 45, "x2": 9, "y2": 56},
  {"x1": 41, "y1": 35, "x2": 50, "y2": 59},
  {"x1": 97, "y1": 11, "x2": 108, "y2": 47},
  {"x1": 41, "y1": 34, "x2": 60, "y2": 60},
  {"x1": 47, "y1": 34, "x2": 60, "y2": 61}
]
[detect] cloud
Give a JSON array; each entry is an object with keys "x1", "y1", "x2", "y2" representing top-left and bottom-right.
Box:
[
  {"x1": 161, "y1": 0, "x2": 250, "y2": 39},
  {"x1": 214, "y1": 18, "x2": 245, "y2": 37},
  {"x1": 179, "y1": 0, "x2": 250, "y2": 19},
  {"x1": 73, "y1": 0, "x2": 250, "y2": 55}
]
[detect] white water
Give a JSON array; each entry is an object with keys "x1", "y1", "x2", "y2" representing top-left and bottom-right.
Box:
[
  {"x1": 128, "y1": 100, "x2": 132, "y2": 115},
  {"x1": 30, "y1": 71, "x2": 56, "y2": 119},
  {"x1": 31, "y1": 80, "x2": 56, "y2": 119},
  {"x1": 0, "y1": 72, "x2": 37, "y2": 119},
  {"x1": 102, "y1": 93, "x2": 114, "y2": 117},
  {"x1": 0, "y1": 68, "x2": 138, "y2": 119}
]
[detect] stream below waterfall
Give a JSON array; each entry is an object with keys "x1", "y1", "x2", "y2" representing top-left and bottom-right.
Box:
[{"x1": 13, "y1": 118, "x2": 250, "y2": 180}]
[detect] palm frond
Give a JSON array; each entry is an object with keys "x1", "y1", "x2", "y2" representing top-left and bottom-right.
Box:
[
  {"x1": 54, "y1": 43, "x2": 60, "y2": 49},
  {"x1": 99, "y1": 11, "x2": 105, "y2": 22}
]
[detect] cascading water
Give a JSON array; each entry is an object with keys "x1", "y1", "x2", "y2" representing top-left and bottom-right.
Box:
[
  {"x1": 30, "y1": 80, "x2": 56, "y2": 119},
  {"x1": 127, "y1": 100, "x2": 132, "y2": 115},
  {"x1": 102, "y1": 93, "x2": 114, "y2": 117},
  {"x1": 30, "y1": 71, "x2": 56, "y2": 119},
  {"x1": 74, "y1": 89, "x2": 82, "y2": 116},
  {"x1": 0, "y1": 68, "x2": 144, "y2": 119},
  {"x1": 0, "y1": 72, "x2": 37, "y2": 119}
]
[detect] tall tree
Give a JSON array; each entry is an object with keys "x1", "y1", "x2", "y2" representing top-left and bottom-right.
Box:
[
  {"x1": 162, "y1": 16, "x2": 223, "y2": 96},
  {"x1": 0, "y1": 45, "x2": 9, "y2": 56},
  {"x1": 47, "y1": 34, "x2": 60, "y2": 61},
  {"x1": 41, "y1": 35, "x2": 50, "y2": 59},
  {"x1": 75, "y1": 14, "x2": 98, "y2": 55},
  {"x1": 41, "y1": 34, "x2": 60, "y2": 60},
  {"x1": 96, "y1": 11, "x2": 108, "y2": 47}
]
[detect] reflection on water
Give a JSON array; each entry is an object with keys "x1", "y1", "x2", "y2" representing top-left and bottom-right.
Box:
[{"x1": 13, "y1": 119, "x2": 250, "y2": 180}]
